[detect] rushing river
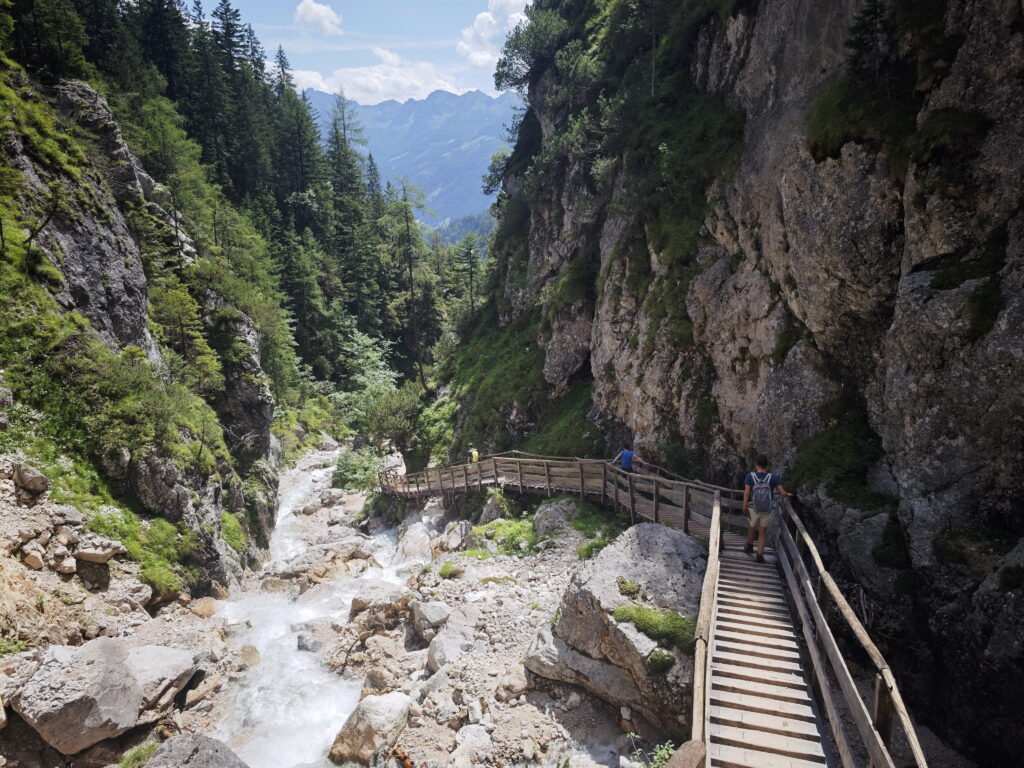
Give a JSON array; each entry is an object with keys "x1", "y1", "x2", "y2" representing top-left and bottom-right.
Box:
[{"x1": 212, "y1": 454, "x2": 403, "y2": 768}]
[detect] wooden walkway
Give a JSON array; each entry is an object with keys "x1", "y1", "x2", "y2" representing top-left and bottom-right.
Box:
[{"x1": 379, "y1": 453, "x2": 929, "y2": 768}]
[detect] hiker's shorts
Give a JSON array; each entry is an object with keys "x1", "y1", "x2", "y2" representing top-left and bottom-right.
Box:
[{"x1": 748, "y1": 509, "x2": 774, "y2": 528}]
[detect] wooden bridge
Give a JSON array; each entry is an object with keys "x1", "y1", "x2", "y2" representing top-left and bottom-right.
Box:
[{"x1": 379, "y1": 453, "x2": 928, "y2": 768}]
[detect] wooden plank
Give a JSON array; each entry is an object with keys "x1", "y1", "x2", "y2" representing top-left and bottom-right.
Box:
[
  {"x1": 712, "y1": 650, "x2": 804, "y2": 676},
  {"x1": 709, "y1": 690, "x2": 817, "y2": 723},
  {"x1": 711, "y1": 661, "x2": 809, "y2": 690},
  {"x1": 708, "y1": 722, "x2": 825, "y2": 761},
  {"x1": 710, "y1": 676, "x2": 813, "y2": 706},
  {"x1": 707, "y1": 741, "x2": 826, "y2": 768},
  {"x1": 714, "y1": 639, "x2": 802, "y2": 664}
]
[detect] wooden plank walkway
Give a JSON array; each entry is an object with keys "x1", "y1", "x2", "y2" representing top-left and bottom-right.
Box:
[
  {"x1": 706, "y1": 532, "x2": 831, "y2": 768},
  {"x1": 380, "y1": 452, "x2": 929, "y2": 768}
]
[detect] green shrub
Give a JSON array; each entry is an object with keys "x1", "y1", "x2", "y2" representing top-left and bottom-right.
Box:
[
  {"x1": 439, "y1": 561, "x2": 462, "y2": 579},
  {"x1": 472, "y1": 517, "x2": 536, "y2": 556},
  {"x1": 0, "y1": 637, "x2": 28, "y2": 657},
  {"x1": 647, "y1": 647, "x2": 676, "y2": 674},
  {"x1": 119, "y1": 743, "x2": 158, "y2": 768},
  {"x1": 613, "y1": 603, "x2": 696, "y2": 654},
  {"x1": 87, "y1": 508, "x2": 199, "y2": 593},
  {"x1": 221, "y1": 511, "x2": 247, "y2": 553},
  {"x1": 332, "y1": 447, "x2": 385, "y2": 491},
  {"x1": 566, "y1": 497, "x2": 625, "y2": 540},
  {"x1": 631, "y1": 740, "x2": 678, "y2": 768},
  {"x1": 577, "y1": 538, "x2": 608, "y2": 560}
]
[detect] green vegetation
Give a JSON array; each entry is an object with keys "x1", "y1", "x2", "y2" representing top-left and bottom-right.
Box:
[
  {"x1": 220, "y1": 511, "x2": 247, "y2": 553},
  {"x1": 647, "y1": 647, "x2": 676, "y2": 674},
  {"x1": 807, "y1": 0, "x2": 969, "y2": 180},
  {"x1": 933, "y1": 526, "x2": 1018, "y2": 579},
  {"x1": 521, "y1": 381, "x2": 604, "y2": 458},
  {"x1": 613, "y1": 603, "x2": 696, "y2": 654},
  {"x1": 332, "y1": 447, "x2": 385, "y2": 492},
  {"x1": 0, "y1": 637, "x2": 29, "y2": 657},
  {"x1": 87, "y1": 509, "x2": 198, "y2": 593},
  {"x1": 617, "y1": 576, "x2": 641, "y2": 598},
  {"x1": 472, "y1": 517, "x2": 537, "y2": 556},
  {"x1": 631, "y1": 741, "x2": 678, "y2": 768},
  {"x1": 438, "y1": 561, "x2": 462, "y2": 580},
  {"x1": 577, "y1": 538, "x2": 609, "y2": 560},
  {"x1": 119, "y1": 743, "x2": 158, "y2": 768},
  {"x1": 789, "y1": 396, "x2": 897, "y2": 510}
]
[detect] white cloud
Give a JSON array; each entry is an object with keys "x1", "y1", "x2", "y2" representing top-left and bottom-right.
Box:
[
  {"x1": 457, "y1": 0, "x2": 531, "y2": 70},
  {"x1": 294, "y1": 0, "x2": 343, "y2": 36},
  {"x1": 293, "y1": 49, "x2": 467, "y2": 104}
]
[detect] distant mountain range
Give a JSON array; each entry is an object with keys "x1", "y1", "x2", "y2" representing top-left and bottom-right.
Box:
[{"x1": 305, "y1": 89, "x2": 521, "y2": 225}]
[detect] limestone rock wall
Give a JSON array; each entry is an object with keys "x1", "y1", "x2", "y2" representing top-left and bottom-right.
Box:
[{"x1": 495, "y1": 0, "x2": 1024, "y2": 761}]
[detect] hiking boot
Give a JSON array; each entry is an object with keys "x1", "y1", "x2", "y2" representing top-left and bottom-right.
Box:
[
  {"x1": 755, "y1": 553, "x2": 765, "y2": 563},
  {"x1": 743, "y1": 542, "x2": 753, "y2": 556}
]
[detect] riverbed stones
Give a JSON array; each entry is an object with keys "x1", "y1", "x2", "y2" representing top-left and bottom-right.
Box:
[
  {"x1": 350, "y1": 580, "x2": 413, "y2": 630},
  {"x1": 328, "y1": 691, "x2": 413, "y2": 765},
  {"x1": 146, "y1": 734, "x2": 250, "y2": 768},
  {"x1": 13, "y1": 463, "x2": 48, "y2": 499},
  {"x1": 73, "y1": 533, "x2": 126, "y2": 563}
]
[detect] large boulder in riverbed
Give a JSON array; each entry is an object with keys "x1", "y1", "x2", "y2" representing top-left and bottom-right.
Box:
[
  {"x1": 328, "y1": 691, "x2": 413, "y2": 765},
  {"x1": 410, "y1": 600, "x2": 451, "y2": 641},
  {"x1": 11, "y1": 637, "x2": 197, "y2": 754},
  {"x1": 146, "y1": 734, "x2": 250, "y2": 768},
  {"x1": 525, "y1": 523, "x2": 706, "y2": 738}
]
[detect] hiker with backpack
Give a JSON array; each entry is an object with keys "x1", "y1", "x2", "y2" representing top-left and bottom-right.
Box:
[
  {"x1": 742, "y1": 455, "x2": 792, "y2": 562},
  {"x1": 466, "y1": 444, "x2": 479, "y2": 463}
]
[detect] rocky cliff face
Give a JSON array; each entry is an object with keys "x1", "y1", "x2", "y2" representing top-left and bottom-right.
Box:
[
  {"x1": 2, "y1": 78, "x2": 278, "y2": 591},
  {"x1": 492, "y1": 0, "x2": 1023, "y2": 761}
]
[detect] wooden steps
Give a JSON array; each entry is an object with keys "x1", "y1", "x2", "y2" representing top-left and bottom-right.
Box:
[{"x1": 707, "y1": 541, "x2": 832, "y2": 768}]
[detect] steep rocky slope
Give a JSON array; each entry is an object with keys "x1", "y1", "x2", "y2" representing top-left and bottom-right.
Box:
[
  {"x1": 1, "y1": 71, "x2": 279, "y2": 597},
  {"x1": 483, "y1": 0, "x2": 1023, "y2": 762}
]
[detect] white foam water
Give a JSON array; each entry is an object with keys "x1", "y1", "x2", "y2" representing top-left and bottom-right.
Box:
[{"x1": 212, "y1": 457, "x2": 402, "y2": 768}]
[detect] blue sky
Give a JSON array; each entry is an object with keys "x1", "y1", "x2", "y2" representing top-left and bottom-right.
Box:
[{"x1": 229, "y1": 0, "x2": 530, "y2": 103}]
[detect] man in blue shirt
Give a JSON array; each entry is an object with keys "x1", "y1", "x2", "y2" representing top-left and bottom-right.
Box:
[
  {"x1": 612, "y1": 446, "x2": 635, "y2": 472},
  {"x1": 742, "y1": 455, "x2": 792, "y2": 562}
]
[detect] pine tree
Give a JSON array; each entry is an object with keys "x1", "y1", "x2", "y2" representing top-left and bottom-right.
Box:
[
  {"x1": 457, "y1": 234, "x2": 479, "y2": 313},
  {"x1": 10, "y1": 0, "x2": 88, "y2": 79}
]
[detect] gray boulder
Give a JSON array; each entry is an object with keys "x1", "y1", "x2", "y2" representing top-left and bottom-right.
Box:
[
  {"x1": 427, "y1": 605, "x2": 480, "y2": 672},
  {"x1": 397, "y1": 521, "x2": 433, "y2": 562},
  {"x1": 525, "y1": 524, "x2": 706, "y2": 738},
  {"x1": 11, "y1": 638, "x2": 197, "y2": 754},
  {"x1": 437, "y1": 520, "x2": 473, "y2": 552},
  {"x1": 533, "y1": 498, "x2": 578, "y2": 539},
  {"x1": 146, "y1": 734, "x2": 250, "y2": 768},
  {"x1": 328, "y1": 691, "x2": 413, "y2": 765},
  {"x1": 410, "y1": 600, "x2": 452, "y2": 642}
]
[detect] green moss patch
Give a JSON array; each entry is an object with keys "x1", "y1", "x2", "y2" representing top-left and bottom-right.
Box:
[
  {"x1": 472, "y1": 517, "x2": 537, "y2": 556},
  {"x1": 647, "y1": 647, "x2": 676, "y2": 674},
  {"x1": 119, "y1": 743, "x2": 158, "y2": 768},
  {"x1": 221, "y1": 511, "x2": 247, "y2": 553},
  {"x1": 613, "y1": 603, "x2": 696, "y2": 654}
]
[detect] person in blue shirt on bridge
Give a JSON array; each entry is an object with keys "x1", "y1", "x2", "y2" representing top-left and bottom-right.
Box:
[
  {"x1": 611, "y1": 446, "x2": 636, "y2": 472},
  {"x1": 742, "y1": 455, "x2": 792, "y2": 562}
]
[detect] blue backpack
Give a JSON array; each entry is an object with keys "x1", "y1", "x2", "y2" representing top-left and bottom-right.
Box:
[{"x1": 751, "y1": 472, "x2": 774, "y2": 515}]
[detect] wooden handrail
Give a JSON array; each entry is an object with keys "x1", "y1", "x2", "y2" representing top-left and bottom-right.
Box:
[
  {"x1": 780, "y1": 499, "x2": 928, "y2": 768},
  {"x1": 690, "y1": 491, "x2": 720, "y2": 746}
]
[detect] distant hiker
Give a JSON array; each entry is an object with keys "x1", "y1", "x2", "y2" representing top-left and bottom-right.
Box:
[
  {"x1": 466, "y1": 444, "x2": 479, "y2": 463},
  {"x1": 611, "y1": 446, "x2": 636, "y2": 472},
  {"x1": 742, "y1": 455, "x2": 792, "y2": 562}
]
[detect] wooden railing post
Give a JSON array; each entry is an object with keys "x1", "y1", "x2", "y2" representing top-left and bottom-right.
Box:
[
  {"x1": 872, "y1": 674, "x2": 895, "y2": 761},
  {"x1": 578, "y1": 462, "x2": 585, "y2": 499},
  {"x1": 601, "y1": 463, "x2": 607, "y2": 505},
  {"x1": 414, "y1": 475, "x2": 421, "y2": 496},
  {"x1": 544, "y1": 461, "x2": 552, "y2": 496},
  {"x1": 627, "y1": 473, "x2": 636, "y2": 524},
  {"x1": 682, "y1": 485, "x2": 690, "y2": 534},
  {"x1": 463, "y1": 464, "x2": 469, "y2": 492},
  {"x1": 477, "y1": 461, "x2": 484, "y2": 492},
  {"x1": 614, "y1": 468, "x2": 620, "y2": 510},
  {"x1": 517, "y1": 460, "x2": 524, "y2": 494},
  {"x1": 653, "y1": 478, "x2": 660, "y2": 524}
]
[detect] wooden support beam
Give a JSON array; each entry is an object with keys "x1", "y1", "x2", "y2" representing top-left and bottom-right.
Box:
[
  {"x1": 517, "y1": 460, "x2": 524, "y2": 494},
  {"x1": 601, "y1": 463, "x2": 607, "y2": 505},
  {"x1": 653, "y1": 478, "x2": 660, "y2": 524},
  {"x1": 578, "y1": 462, "x2": 585, "y2": 498},
  {"x1": 873, "y1": 673, "x2": 896, "y2": 759},
  {"x1": 614, "y1": 469, "x2": 620, "y2": 511},
  {"x1": 544, "y1": 461, "x2": 552, "y2": 496}
]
